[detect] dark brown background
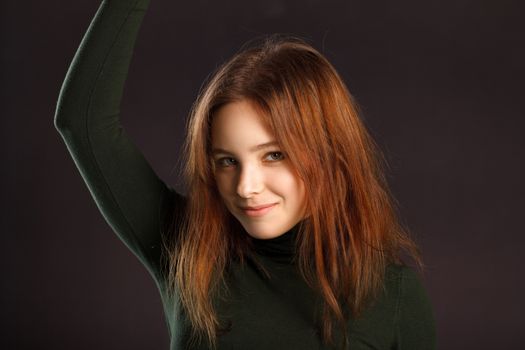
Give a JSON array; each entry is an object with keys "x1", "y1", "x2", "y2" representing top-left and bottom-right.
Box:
[{"x1": 2, "y1": 0, "x2": 524, "y2": 349}]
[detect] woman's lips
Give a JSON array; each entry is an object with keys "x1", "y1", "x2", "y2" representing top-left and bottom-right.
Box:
[{"x1": 241, "y1": 203, "x2": 277, "y2": 217}]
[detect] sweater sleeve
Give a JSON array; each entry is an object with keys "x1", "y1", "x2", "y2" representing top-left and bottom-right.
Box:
[
  {"x1": 394, "y1": 266, "x2": 437, "y2": 350},
  {"x1": 54, "y1": 0, "x2": 186, "y2": 281}
]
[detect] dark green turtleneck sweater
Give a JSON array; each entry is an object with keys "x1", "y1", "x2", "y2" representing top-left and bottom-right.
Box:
[{"x1": 54, "y1": 1, "x2": 436, "y2": 348}]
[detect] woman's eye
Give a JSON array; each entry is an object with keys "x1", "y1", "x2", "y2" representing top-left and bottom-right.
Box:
[
  {"x1": 216, "y1": 157, "x2": 237, "y2": 167},
  {"x1": 266, "y1": 151, "x2": 284, "y2": 161}
]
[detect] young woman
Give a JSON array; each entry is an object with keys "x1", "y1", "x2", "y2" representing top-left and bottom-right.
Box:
[{"x1": 54, "y1": 0, "x2": 436, "y2": 349}]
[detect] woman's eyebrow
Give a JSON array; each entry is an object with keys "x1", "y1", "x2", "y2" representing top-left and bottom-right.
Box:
[{"x1": 212, "y1": 140, "x2": 279, "y2": 155}]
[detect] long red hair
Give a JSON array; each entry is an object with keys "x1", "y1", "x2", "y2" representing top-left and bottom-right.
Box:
[{"x1": 166, "y1": 34, "x2": 423, "y2": 349}]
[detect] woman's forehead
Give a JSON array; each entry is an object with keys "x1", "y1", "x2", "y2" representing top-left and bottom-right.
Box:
[{"x1": 211, "y1": 100, "x2": 276, "y2": 147}]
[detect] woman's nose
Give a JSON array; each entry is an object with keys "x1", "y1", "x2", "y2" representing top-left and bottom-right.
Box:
[{"x1": 236, "y1": 165, "x2": 264, "y2": 198}]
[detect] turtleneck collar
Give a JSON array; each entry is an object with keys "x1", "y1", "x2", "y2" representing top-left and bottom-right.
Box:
[{"x1": 248, "y1": 219, "x2": 305, "y2": 264}]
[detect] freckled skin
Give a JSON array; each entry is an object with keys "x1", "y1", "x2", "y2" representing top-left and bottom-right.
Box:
[{"x1": 211, "y1": 99, "x2": 307, "y2": 240}]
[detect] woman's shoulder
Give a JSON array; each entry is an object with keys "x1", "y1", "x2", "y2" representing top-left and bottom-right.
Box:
[
  {"x1": 355, "y1": 263, "x2": 433, "y2": 323},
  {"x1": 384, "y1": 262, "x2": 424, "y2": 285},
  {"x1": 382, "y1": 264, "x2": 437, "y2": 347},
  {"x1": 377, "y1": 263, "x2": 431, "y2": 310},
  {"x1": 347, "y1": 263, "x2": 432, "y2": 347},
  {"x1": 383, "y1": 263, "x2": 434, "y2": 324},
  {"x1": 383, "y1": 263, "x2": 431, "y2": 302},
  {"x1": 358, "y1": 263, "x2": 425, "y2": 315}
]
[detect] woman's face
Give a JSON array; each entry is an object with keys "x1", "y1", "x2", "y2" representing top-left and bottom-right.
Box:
[{"x1": 210, "y1": 99, "x2": 307, "y2": 240}]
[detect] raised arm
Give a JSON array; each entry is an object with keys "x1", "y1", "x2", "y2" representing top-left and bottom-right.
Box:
[{"x1": 54, "y1": 0, "x2": 186, "y2": 281}]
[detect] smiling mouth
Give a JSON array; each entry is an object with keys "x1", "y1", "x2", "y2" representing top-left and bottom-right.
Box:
[{"x1": 241, "y1": 203, "x2": 278, "y2": 217}]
